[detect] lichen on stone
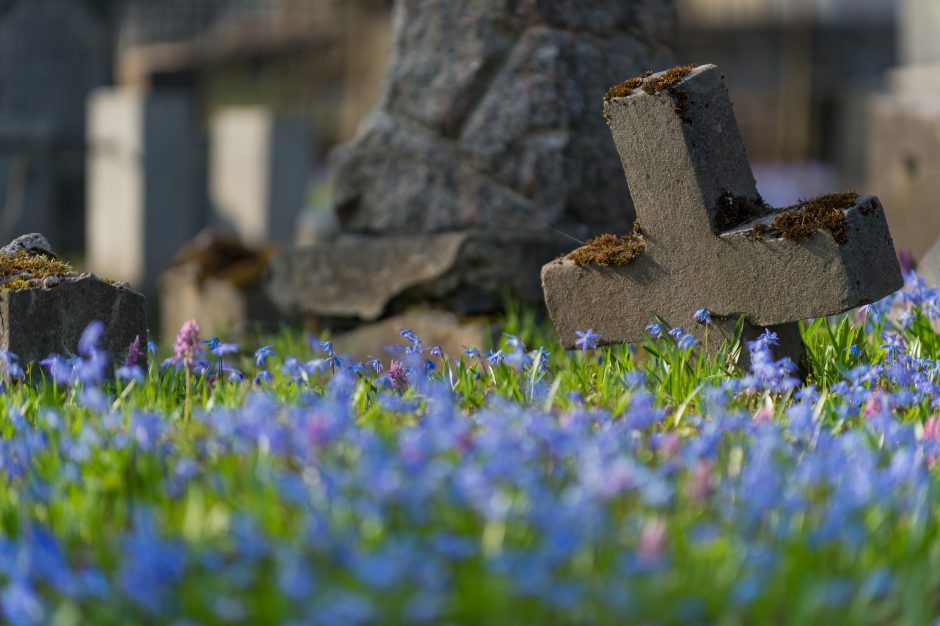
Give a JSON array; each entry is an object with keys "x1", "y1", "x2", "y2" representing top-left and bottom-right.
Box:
[
  {"x1": 0, "y1": 253, "x2": 71, "y2": 282},
  {"x1": 604, "y1": 71, "x2": 652, "y2": 100},
  {"x1": 568, "y1": 222, "x2": 645, "y2": 266},
  {"x1": 751, "y1": 192, "x2": 860, "y2": 246},
  {"x1": 604, "y1": 65, "x2": 696, "y2": 123}
]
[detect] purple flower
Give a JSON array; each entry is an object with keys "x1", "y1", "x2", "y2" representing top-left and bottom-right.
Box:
[
  {"x1": 173, "y1": 320, "x2": 201, "y2": 366},
  {"x1": 125, "y1": 335, "x2": 144, "y2": 367},
  {"x1": 575, "y1": 329, "x2": 601, "y2": 351}
]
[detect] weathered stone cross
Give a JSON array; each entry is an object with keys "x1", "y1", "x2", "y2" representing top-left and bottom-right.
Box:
[{"x1": 542, "y1": 64, "x2": 903, "y2": 363}]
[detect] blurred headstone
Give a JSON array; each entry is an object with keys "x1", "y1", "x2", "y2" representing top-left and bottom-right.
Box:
[
  {"x1": 210, "y1": 108, "x2": 311, "y2": 245},
  {"x1": 0, "y1": 0, "x2": 108, "y2": 251},
  {"x1": 86, "y1": 88, "x2": 204, "y2": 296},
  {"x1": 270, "y1": 0, "x2": 677, "y2": 327},
  {"x1": 159, "y1": 230, "x2": 280, "y2": 341},
  {"x1": 868, "y1": 0, "x2": 940, "y2": 258}
]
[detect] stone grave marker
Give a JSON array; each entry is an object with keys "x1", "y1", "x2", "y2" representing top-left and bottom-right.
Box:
[
  {"x1": 543, "y1": 65, "x2": 903, "y2": 363},
  {"x1": 268, "y1": 0, "x2": 677, "y2": 326},
  {"x1": 159, "y1": 230, "x2": 279, "y2": 341},
  {"x1": 0, "y1": 234, "x2": 147, "y2": 374},
  {"x1": 210, "y1": 108, "x2": 311, "y2": 245},
  {"x1": 867, "y1": 0, "x2": 940, "y2": 258},
  {"x1": 86, "y1": 88, "x2": 204, "y2": 296}
]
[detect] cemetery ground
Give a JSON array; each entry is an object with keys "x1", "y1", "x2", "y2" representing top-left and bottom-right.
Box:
[{"x1": 0, "y1": 274, "x2": 938, "y2": 625}]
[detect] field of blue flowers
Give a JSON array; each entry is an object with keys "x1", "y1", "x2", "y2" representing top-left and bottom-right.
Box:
[{"x1": 3, "y1": 271, "x2": 940, "y2": 625}]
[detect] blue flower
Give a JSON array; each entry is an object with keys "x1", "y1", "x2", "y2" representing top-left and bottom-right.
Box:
[
  {"x1": 668, "y1": 326, "x2": 685, "y2": 339},
  {"x1": 254, "y1": 345, "x2": 275, "y2": 368},
  {"x1": 78, "y1": 321, "x2": 105, "y2": 357},
  {"x1": 485, "y1": 350, "x2": 505, "y2": 366},
  {"x1": 678, "y1": 333, "x2": 698, "y2": 351},
  {"x1": 693, "y1": 308, "x2": 711, "y2": 324},
  {"x1": 116, "y1": 365, "x2": 145, "y2": 383},
  {"x1": 202, "y1": 337, "x2": 221, "y2": 351},
  {"x1": 575, "y1": 329, "x2": 601, "y2": 351},
  {"x1": 463, "y1": 346, "x2": 481, "y2": 359},
  {"x1": 366, "y1": 356, "x2": 384, "y2": 374},
  {"x1": 847, "y1": 344, "x2": 861, "y2": 358},
  {"x1": 645, "y1": 322, "x2": 664, "y2": 339}
]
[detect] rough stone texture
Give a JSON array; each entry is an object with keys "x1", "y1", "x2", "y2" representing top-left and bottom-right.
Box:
[
  {"x1": 867, "y1": 95, "x2": 940, "y2": 258},
  {"x1": 86, "y1": 88, "x2": 204, "y2": 296},
  {"x1": 331, "y1": 0, "x2": 676, "y2": 240},
  {"x1": 543, "y1": 65, "x2": 903, "y2": 361},
  {"x1": 268, "y1": 231, "x2": 572, "y2": 323},
  {"x1": 333, "y1": 311, "x2": 493, "y2": 363},
  {"x1": 1, "y1": 276, "x2": 146, "y2": 370},
  {"x1": 0, "y1": 233, "x2": 54, "y2": 258},
  {"x1": 210, "y1": 107, "x2": 311, "y2": 245}
]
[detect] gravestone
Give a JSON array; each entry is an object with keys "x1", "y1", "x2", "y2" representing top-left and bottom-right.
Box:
[
  {"x1": 0, "y1": 0, "x2": 108, "y2": 250},
  {"x1": 0, "y1": 234, "x2": 147, "y2": 373},
  {"x1": 543, "y1": 65, "x2": 903, "y2": 363},
  {"x1": 210, "y1": 108, "x2": 311, "y2": 245},
  {"x1": 159, "y1": 230, "x2": 279, "y2": 340},
  {"x1": 269, "y1": 0, "x2": 677, "y2": 326},
  {"x1": 86, "y1": 88, "x2": 204, "y2": 296},
  {"x1": 867, "y1": 0, "x2": 940, "y2": 258}
]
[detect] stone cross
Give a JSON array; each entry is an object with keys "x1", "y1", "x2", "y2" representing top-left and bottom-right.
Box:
[{"x1": 542, "y1": 65, "x2": 903, "y2": 363}]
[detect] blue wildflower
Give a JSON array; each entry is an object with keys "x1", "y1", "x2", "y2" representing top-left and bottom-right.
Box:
[
  {"x1": 693, "y1": 308, "x2": 711, "y2": 324},
  {"x1": 254, "y1": 345, "x2": 275, "y2": 368},
  {"x1": 575, "y1": 329, "x2": 601, "y2": 351}
]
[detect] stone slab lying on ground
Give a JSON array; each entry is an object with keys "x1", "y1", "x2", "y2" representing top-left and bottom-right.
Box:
[
  {"x1": 332, "y1": 311, "x2": 494, "y2": 363},
  {"x1": 542, "y1": 65, "x2": 903, "y2": 365},
  {"x1": 0, "y1": 234, "x2": 146, "y2": 371},
  {"x1": 268, "y1": 231, "x2": 571, "y2": 323}
]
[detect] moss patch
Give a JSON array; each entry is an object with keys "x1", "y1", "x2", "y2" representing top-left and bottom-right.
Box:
[
  {"x1": 0, "y1": 253, "x2": 71, "y2": 280},
  {"x1": 568, "y1": 222, "x2": 645, "y2": 267},
  {"x1": 713, "y1": 192, "x2": 772, "y2": 232},
  {"x1": 605, "y1": 71, "x2": 652, "y2": 100},
  {"x1": 751, "y1": 192, "x2": 860, "y2": 246},
  {"x1": 605, "y1": 65, "x2": 696, "y2": 123}
]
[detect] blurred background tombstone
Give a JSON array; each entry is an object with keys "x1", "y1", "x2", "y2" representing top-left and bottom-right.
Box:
[
  {"x1": 868, "y1": 0, "x2": 940, "y2": 260},
  {"x1": 210, "y1": 107, "x2": 311, "y2": 245},
  {"x1": 159, "y1": 230, "x2": 280, "y2": 340},
  {"x1": 86, "y1": 88, "x2": 204, "y2": 297},
  {"x1": 268, "y1": 0, "x2": 679, "y2": 335},
  {"x1": 0, "y1": 0, "x2": 109, "y2": 256}
]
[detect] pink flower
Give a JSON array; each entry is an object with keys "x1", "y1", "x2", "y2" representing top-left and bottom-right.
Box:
[
  {"x1": 924, "y1": 417, "x2": 940, "y2": 468},
  {"x1": 388, "y1": 359, "x2": 409, "y2": 390},
  {"x1": 753, "y1": 405, "x2": 773, "y2": 424},
  {"x1": 863, "y1": 393, "x2": 884, "y2": 418},
  {"x1": 174, "y1": 320, "x2": 201, "y2": 366},
  {"x1": 686, "y1": 460, "x2": 713, "y2": 505},
  {"x1": 638, "y1": 518, "x2": 667, "y2": 565}
]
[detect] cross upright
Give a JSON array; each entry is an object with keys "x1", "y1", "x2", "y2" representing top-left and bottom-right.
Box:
[{"x1": 541, "y1": 64, "x2": 903, "y2": 363}]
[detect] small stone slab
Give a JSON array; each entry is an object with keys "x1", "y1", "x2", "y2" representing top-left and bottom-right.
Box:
[
  {"x1": 0, "y1": 233, "x2": 146, "y2": 371},
  {"x1": 267, "y1": 232, "x2": 571, "y2": 322},
  {"x1": 542, "y1": 65, "x2": 903, "y2": 358},
  {"x1": 1, "y1": 276, "x2": 146, "y2": 370}
]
